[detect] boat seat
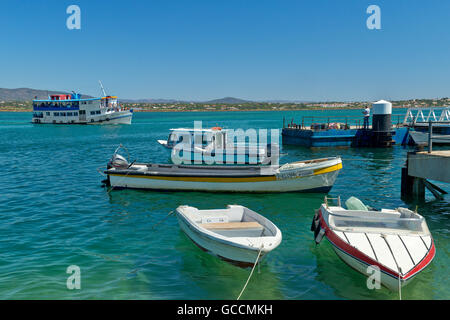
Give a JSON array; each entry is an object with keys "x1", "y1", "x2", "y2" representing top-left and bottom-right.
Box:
[{"x1": 200, "y1": 221, "x2": 263, "y2": 230}]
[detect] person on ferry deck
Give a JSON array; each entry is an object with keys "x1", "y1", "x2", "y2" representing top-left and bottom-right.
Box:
[{"x1": 362, "y1": 106, "x2": 370, "y2": 129}]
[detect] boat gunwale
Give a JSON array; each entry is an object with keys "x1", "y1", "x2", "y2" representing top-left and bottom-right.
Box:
[
  {"x1": 176, "y1": 205, "x2": 281, "y2": 253},
  {"x1": 105, "y1": 157, "x2": 342, "y2": 178}
]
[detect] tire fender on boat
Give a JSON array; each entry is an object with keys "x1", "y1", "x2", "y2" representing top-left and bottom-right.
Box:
[
  {"x1": 310, "y1": 210, "x2": 320, "y2": 232},
  {"x1": 315, "y1": 228, "x2": 325, "y2": 245}
]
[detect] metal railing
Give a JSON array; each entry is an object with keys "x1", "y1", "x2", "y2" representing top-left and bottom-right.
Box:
[
  {"x1": 404, "y1": 107, "x2": 450, "y2": 126},
  {"x1": 283, "y1": 115, "x2": 366, "y2": 130},
  {"x1": 427, "y1": 120, "x2": 450, "y2": 153}
]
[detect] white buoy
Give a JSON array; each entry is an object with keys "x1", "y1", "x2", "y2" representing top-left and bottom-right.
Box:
[{"x1": 371, "y1": 100, "x2": 394, "y2": 146}]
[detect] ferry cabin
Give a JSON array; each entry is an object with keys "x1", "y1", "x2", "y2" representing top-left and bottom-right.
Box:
[{"x1": 32, "y1": 93, "x2": 133, "y2": 124}]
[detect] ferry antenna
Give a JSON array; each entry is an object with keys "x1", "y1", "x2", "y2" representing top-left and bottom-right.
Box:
[{"x1": 99, "y1": 80, "x2": 107, "y2": 97}]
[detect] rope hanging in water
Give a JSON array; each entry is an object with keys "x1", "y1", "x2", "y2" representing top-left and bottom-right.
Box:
[
  {"x1": 150, "y1": 211, "x2": 174, "y2": 231},
  {"x1": 398, "y1": 267, "x2": 403, "y2": 300},
  {"x1": 106, "y1": 169, "x2": 134, "y2": 194},
  {"x1": 237, "y1": 244, "x2": 264, "y2": 300}
]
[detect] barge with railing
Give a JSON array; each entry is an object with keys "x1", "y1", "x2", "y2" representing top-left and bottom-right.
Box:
[
  {"x1": 282, "y1": 115, "x2": 361, "y2": 147},
  {"x1": 282, "y1": 101, "x2": 408, "y2": 148}
]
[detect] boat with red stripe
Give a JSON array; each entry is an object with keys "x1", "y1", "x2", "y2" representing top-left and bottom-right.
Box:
[{"x1": 311, "y1": 196, "x2": 435, "y2": 291}]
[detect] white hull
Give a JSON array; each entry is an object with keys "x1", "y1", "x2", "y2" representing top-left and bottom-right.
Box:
[
  {"x1": 178, "y1": 218, "x2": 266, "y2": 264},
  {"x1": 109, "y1": 169, "x2": 339, "y2": 192},
  {"x1": 176, "y1": 205, "x2": 282, "y2": 264},
  {"x1": 331, "y1": 241, "x2": 415, "y2": 291}
]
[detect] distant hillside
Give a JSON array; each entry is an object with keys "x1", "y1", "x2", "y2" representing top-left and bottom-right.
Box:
[
  {"x1": 122, "y1": 98, "x2": 181, "y2": 104},
  {"x1": 0, "y1": 88, "x2": 92, "y2": 101},
  {"x1": 122, "y1": 97, "x2": 254, "y2": 104},
  {"x1": 205, "y1": 97, "x2": 251, "y2": 104}
]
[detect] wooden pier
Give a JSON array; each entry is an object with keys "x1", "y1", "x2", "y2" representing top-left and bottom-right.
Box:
[{"x1": 401, "y1": 150, "x2": 450, "y2": 200}]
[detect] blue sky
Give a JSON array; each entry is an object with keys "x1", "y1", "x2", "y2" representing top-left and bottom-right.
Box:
[{"x1": 1, "y1": 0, "x2": 450, "y2": 101}]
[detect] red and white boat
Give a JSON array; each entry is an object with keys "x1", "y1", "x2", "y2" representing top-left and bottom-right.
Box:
[{"x1": 312, "y1": 197, "x2": 435, "y2": 291}]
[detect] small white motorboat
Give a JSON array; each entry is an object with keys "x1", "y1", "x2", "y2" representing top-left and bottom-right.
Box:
[
  {"x1": 311, "y1": 196, "x2": 435, "y2": 291},
  {"x1": 176, "y1": 205, "x2": 282, "y2": 265},
  {"x1": 158, "y1": 127, "x2": 280, "y2": 165}
]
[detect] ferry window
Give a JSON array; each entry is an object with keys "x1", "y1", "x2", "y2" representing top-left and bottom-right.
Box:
[
  {"x1": 67, "y1": 112, "x2": 73, "y2": 116},
  {"x1": 61, "y1": 112, "x2": 66, "y2": 116},
  {"x1": 96, "y1": 110, "x2": 101, "y2": 114},
  {"x1": 74, "y1": 101, "x2": 79, "y2": 107},
  {"x1": 90, "y1": 111, "x2": 95, "y2": 115},
  {"x1": 46, "y1": 112, "x2": 50, "y2": 116},
  {"x1": 79, "y1": 110, "x2": 85, "y2": 114},
  {"x1": 54, "y1": 112, "x2": 59, "y2": 116},
  {"x1": 74, "y1": 112, "x2": 78, "y2": 116}
]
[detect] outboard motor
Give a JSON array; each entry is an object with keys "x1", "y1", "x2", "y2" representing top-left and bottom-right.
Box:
[
  {"x1": 107, "y1": 144, "x2": 130, "y2": 169},
  {"x1": 107, "y1": 153, "x2": 129, "y2": 169}
]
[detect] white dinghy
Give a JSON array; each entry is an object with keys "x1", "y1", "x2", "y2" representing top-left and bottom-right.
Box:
[
  {"x1": 176, "y1": 205, "x2": 282, "y2": 265},
  {"x1": 311, "y1": 197, "x2": 435, "y2": 291}
]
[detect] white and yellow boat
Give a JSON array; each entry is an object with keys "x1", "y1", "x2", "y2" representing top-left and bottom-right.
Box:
[{"x1": 104, "y1": 146, "x2": 342, "y2": 193}]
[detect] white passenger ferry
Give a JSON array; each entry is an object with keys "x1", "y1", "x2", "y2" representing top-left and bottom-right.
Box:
[{"x1": 32, "y1": 92, "x2": 133, "y2": 124}]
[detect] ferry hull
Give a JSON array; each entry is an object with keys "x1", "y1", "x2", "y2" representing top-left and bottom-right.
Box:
[{"x1": 33, "y1": 111, "x2": 133, "y2": 125}]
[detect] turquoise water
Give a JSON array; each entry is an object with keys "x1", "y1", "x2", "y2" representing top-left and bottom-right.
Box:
[{"x1": 0, "y1": 110, "x2": 448, "y2": 300}]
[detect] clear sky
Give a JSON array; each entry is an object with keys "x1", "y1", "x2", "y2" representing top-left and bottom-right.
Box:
[{"x1": 1, "y1": 0, "x2": 450, "y2": 101}]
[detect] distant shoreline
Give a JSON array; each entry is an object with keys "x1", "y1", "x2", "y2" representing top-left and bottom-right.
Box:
[{"x1": 0, "y1": 106, "x2": 408, "y2": 113}]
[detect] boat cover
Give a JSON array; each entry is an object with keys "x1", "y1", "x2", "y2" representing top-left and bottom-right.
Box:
[{"x1": 345, "y1": 197, "x2": 369, "y2": 211}]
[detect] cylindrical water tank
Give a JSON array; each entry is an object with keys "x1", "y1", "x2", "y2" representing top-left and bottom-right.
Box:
[{"x1": 372, "y1": 100, "x2": 392, "y2": 132}]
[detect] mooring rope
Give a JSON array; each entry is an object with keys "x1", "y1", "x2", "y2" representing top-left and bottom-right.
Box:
[
  {"x1": 237, "y1": 244, "x2": 264, "y2": 300},
  {"x1": 96, "y1": 166, "x2": 106, "y2": 177},
  {"x1": 150, "y1": 211, "x2": 175, "y2": 231}
]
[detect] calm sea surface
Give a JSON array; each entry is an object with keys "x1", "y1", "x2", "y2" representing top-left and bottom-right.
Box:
[{"x1": 0, "y1": 110, "x2": 448, "y2": 300}]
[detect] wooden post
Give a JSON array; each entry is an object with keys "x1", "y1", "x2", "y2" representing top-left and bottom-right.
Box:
[
  {"x1": 401, "y1": 153, "x2": 425, "y2": 201},
  {"x1": 412, "y1": 177, "x2": 425, "y2": 200},
  {"x1": 428, "y1": 121, "x2": 433, "y2": 153}
]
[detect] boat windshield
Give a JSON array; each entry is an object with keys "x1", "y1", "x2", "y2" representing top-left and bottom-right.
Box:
[{"x1": 328, "y1": 211, "x2": 429, "y2": 235}]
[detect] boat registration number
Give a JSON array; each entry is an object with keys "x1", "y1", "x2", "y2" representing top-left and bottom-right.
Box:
[
  {"x1": 201, "y1": 216, "x2": 229, "y2": 224},
  {"x1": 277, "y1": 169, "x2": 314, "y2": 180}
]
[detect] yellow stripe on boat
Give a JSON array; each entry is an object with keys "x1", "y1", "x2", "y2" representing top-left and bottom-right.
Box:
[
  {"x1": 313, "y1": 162, "x2": 343, "y2": 175},
  {"x1": 108, "y1": 174, "x2": 277, "y2": 183},
  {"x1": 109, "y1": 163, "x2": 341, "y2": 182}
]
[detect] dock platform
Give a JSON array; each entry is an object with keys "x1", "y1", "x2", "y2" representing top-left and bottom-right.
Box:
[
  {"x1": 408, "y1": 151, "x2": 450, "y2": 183},
  {"x1": 401, "y1": 150, "x2": 450, "y2": 200}
]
